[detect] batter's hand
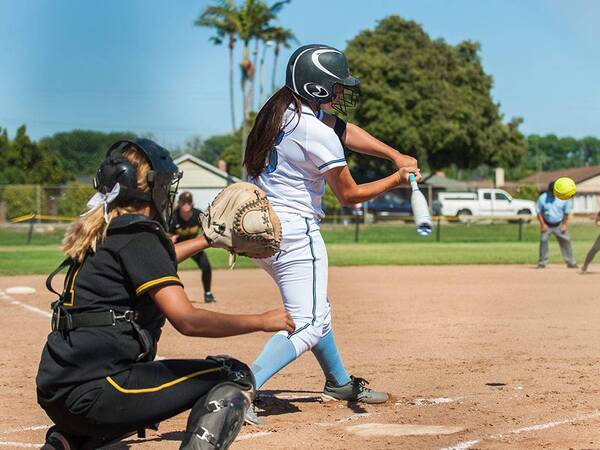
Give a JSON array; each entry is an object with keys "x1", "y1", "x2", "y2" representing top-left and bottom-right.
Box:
[
  {"x1": 396, "y1": 167, "x2": 421, "y2": 185},
  {"x1": 394, "y1": 155, "x2": 417, "y2": 170},
  {"x1": 260, "y1": 308, "x2": 295, "y2": 333}
]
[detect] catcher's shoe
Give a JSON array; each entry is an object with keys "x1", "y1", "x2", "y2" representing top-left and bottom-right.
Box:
[
  {"x1": 243, "y1": 403, "x2": 264, "y2": 425},
  {"x1": 41, "y1": 427, "x2": 79, "y2": 450},
  {"x1": 204, "y1": 292, "x2": 216, "y2": 303},
  {"x1": 322, "y1": 376, "x2": 389, "y2": 404}
]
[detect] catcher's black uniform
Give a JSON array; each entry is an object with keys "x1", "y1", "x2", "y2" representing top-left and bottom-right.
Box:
[
  {"x1": 169, "y1": 208, "x2": 212, "y2": 297},
  {"x1": 36, "y1": 215, "x2": 251, "y2": 448}
]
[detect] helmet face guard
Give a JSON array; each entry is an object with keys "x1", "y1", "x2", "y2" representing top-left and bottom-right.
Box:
[
  {"x1": 285, "y1": 44, "x2": 360, "y2": 114},
  {"x1": 95, "y1": 138, "x2": 181, "y2": 229},
  {"x1": 331, "y1": 82, "x2": 360, "y2": 115}
]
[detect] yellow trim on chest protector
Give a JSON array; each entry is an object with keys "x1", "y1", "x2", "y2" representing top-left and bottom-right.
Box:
[
  {"x1": 106, "y1": 368, "x2": 221, "y2": 394},
  {"x1": 135, "y1": 276, "x2": 181, "y2": 295}
]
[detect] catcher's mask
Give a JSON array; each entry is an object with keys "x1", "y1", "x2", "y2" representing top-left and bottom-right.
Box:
[
  {"x1": 285, "y1": 44, "x2": 360, "y2": 115},
  {"x1": 93, "y1": 138, "x2": 182, "y2": 229}
]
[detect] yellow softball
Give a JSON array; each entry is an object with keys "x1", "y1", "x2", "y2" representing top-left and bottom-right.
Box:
[{"x1": 553, "y1": 177, "x2": 576, "y2": 200}]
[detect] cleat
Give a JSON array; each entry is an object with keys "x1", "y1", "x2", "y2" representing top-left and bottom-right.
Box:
[
  {"x1": 244, "y1": 403, "x2": 264, "y2": 425},
  {"x1": 41, "y1": 427, "x2": 76, "y2": 450},
  {"x1": 322, "y1": 376, "x2": 389, "y2": 404},
  {"x1": 204, "y1": 292, "x2": 216, "y2": 303}
]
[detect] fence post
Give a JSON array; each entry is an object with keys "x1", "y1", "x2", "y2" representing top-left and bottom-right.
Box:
[
  {"x1": 518, "y1": 218, "x2": 523, "y2": 241},
  {"x1": 36, "y1": 185, "x2": 42, "y2": 224},
  {"x1": 436, "y1": 216, "x2": 441, "y2": 242},
  {"x1": 27, "y1": 219, "x2": 34, "y2": 244},
  {"x1": 354, "y1": 215, "x2": 360, "y2": 243}
]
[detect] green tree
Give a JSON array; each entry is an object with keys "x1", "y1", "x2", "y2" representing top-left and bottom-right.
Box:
[
  {"x1": 2, "y1": 185, "x2": 48, "y2": 219},
  {"x1": 345, "y1": 16, "x2": 527, "y2": 180},
  {"x1": 40, "y1": 130, "x2": 136, "y2": 176},
  {"x1": 201, "y1": 133, "x2": 238, "y2": 165},
  {"x1": 58, "y1": 182, "x2": 96, "y2": 216},
  {"x1": 219, "y1": 128, "x2": 243, "y2": 177},
  {"x1": 0, "y1": 126, "x2": 68, "y2": 185},
  {"x1": 267, "y1": 26, "x2": 296, "y2": 93}
]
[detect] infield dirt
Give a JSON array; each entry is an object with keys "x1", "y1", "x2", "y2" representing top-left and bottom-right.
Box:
[{"x1": 1, "y1": 265, "x2": 598, "y2": 449}]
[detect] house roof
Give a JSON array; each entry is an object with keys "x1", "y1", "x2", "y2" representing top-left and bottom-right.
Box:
[
  {"x1": 173, "y1": 154, "x2": 240, "y2": 182},
  {"x1": 421, "y1": 173, "x2": 469, "y2": 190},
  {"x1": 518, "y1": 165, "x2": 600, "y2": 187}
]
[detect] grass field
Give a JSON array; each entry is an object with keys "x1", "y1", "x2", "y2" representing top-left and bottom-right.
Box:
[{"x1": 0, "y1": 222, "x2": 598, "y2": 275}]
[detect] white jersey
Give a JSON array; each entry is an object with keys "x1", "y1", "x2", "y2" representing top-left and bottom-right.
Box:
[{"x1": 249, "y1": 103, "x2": 346, "y2": 218}]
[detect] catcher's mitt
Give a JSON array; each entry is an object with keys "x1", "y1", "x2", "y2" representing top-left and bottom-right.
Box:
[{"x1": 200, "y1": 182, "x2": 281, "y2": 260}]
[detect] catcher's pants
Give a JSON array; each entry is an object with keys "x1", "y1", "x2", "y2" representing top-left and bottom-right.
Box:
[
  {"x1": 38, "y1": 359, "x2": 243, "y2": 443},
  {"x1": 254, "y1": 212, "x2": 332, "y2": 356}
]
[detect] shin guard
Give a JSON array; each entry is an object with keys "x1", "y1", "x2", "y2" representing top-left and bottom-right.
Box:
[{"x1": 180, "y1": 382, "x2": 250, "y2": 450}]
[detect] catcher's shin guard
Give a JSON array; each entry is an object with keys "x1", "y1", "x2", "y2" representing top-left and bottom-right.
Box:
[{"x1": 180, "y1": 382, "x2": 250, "y2": 450}]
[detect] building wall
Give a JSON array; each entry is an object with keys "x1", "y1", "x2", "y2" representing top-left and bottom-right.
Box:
[
  {"x1": 179, "y1": 188, "x2": 224, "y2": 210},
  {"x1": 177, "y1": 160, "x2": 229, "y2": 189},
  {"x1": 576, "y1": 175, "x2": 600, "y2": 193}
]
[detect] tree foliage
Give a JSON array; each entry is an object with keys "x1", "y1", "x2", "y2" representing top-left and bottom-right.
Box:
[
  {"x1": 0, "y1": 126, "x2": 69, "y2": 185},
  {"x1": 41, "y1": 129, "x2": 136, "y2": 177},
  {"x1": 344, "y1": 16, "x2": 527, "y2": 180},
  {"x1": 526, "y1": 134, "x2": 600, "y2": 171}
]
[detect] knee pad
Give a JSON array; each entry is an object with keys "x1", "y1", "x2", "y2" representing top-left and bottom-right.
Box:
[
  {"x1": 180, "y1": 382, "x2": 250, "y2": 450},
  {"x1": 206, "y1": 355, "x2": 255, "y2": 398}
]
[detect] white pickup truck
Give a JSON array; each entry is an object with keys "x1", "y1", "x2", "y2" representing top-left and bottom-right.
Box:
[{"x1": 437, "y1": 188, "x2": 536, "y2": 217}]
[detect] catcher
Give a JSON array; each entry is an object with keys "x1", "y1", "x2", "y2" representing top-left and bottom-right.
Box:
[{"x1": 37, "y1": 139, "x2": 291, "y2": 450}]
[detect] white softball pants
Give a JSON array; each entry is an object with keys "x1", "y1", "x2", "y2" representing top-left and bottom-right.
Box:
[{"x1": 254, "y1": 212, "x2": 332, "y2": 357}]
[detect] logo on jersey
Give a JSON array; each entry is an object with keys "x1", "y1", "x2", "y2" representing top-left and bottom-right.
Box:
[
  {"x1": 311, "y1": 48, "x2": 342, "y2": 79},
  {"x1": 303, "y1": 82, "x2": 329, "y2": 98}
]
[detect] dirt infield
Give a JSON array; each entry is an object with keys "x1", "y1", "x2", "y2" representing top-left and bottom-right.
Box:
[{"x1": 1, "y1": 265, "x2": 599, "y2": 449}]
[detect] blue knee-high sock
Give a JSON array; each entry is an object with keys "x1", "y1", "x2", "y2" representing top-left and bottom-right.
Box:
[
  {"x1": 251, "y1": 334, "x2": 297, "y2": 390},
  {"x1": 311, "y1": 330, "x2": 351, "y2": 386}
]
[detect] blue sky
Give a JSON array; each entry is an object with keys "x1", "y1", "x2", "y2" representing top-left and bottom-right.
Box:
[{"x1": 1, "y1": 0, "x2": 599, "y2": 150}]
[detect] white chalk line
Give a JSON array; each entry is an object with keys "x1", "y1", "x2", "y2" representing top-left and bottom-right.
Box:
[
  {"x1": 442, "y1": 409, "x2": 600, "y2": 450},
  {"x1": 442, "y1": 439, "x2": 480, "y2": 450},
  {"x1": 0, "y1": 290, "x2": 51, "y2": 318},
  {"x1": 400, "y1": 396, "x2": 464, "y2": 406},
  {"x1": 237, "y1": 431, "x2": 273, "y2": 441},
  {"x1": 315, "y1": 412, "x2": 375, "y2": 427},
  {"x1": 0, "y1": 442, "x2": 44, "y2": 448},
  {"x1": 0, "y1": 424, "x2": 51, "y2": 435}
]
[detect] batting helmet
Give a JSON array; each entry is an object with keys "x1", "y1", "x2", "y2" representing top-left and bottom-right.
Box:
[{"x1": 285, "y1": 44, "x2": 360, "y2": 114}]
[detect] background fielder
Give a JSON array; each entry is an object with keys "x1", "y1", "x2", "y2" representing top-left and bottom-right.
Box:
[{"x1": 170, "y1": 191, "x2": 216, "y2": 303}]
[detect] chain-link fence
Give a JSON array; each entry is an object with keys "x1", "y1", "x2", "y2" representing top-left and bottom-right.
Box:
[
  {"x1": 0, "y1": 184, "x2": 596, "y2": 245},
  {"x1": 0, "y1": 183, "x2": 95, "y2": 224}
]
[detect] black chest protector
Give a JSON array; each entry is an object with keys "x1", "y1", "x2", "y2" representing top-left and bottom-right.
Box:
[{"x1": 46, "y1": 216, "x2": 177, "y2": 363}]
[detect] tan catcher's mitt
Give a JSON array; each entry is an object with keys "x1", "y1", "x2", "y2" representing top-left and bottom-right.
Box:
[{"x1": 200, "y1": 182, "x2": 282, "y2": 259}]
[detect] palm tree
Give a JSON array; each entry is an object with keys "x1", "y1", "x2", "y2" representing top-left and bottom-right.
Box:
[
  {"x1": 195, "y1": 0, "x2": 240, "y2": 133},
  {"x1": 238, "y1": 0, "x2": 289, "y2": 178},
  {"x1": 257, "y1": 36, "x2": 274, "y2": 106},
  {"x1": 268, "y1": 26, "x2": 297, "y2": 93}
]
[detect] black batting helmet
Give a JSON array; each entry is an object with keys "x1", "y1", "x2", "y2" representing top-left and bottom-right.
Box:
[{"x1": 285, "y1": 44, "x2": 360, "y2": 114}]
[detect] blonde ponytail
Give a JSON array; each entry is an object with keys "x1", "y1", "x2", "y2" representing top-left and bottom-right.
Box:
[{"x1": 62, "y1": 147, "x2": 152, "y2": 262}]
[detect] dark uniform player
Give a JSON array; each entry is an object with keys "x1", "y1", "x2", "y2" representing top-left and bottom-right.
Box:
[
  {"x1": 170, "y1": 191, "x2": 215, "y2": 303},
  {"x1": 36, "y1": 139, "x2": 294, "y2": 450}
]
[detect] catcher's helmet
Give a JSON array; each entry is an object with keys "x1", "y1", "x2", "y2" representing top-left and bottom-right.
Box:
[
  {"x1": 93, "y1": 138, "x2": 182, "y2": 229},
  {"x1": 285, "y1": 44, "x2": 360, "y2": 114}
]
